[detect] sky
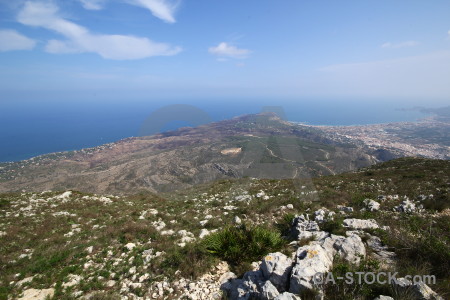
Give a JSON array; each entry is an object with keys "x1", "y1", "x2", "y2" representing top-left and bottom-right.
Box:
[{"x1": 0, "y1": 0, "x2": 450, "y2": 105}]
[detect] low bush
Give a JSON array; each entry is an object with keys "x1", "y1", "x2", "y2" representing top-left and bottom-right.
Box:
[{"x1": 202, "y1": 225, "x2": 285, "y2": 268}]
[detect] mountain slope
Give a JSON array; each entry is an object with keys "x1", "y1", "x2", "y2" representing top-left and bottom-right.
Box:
[
  {"x1": 0, "y1": 158, "x2": 448, "y2": 299},
  {"x1": 0, "y1": 114, "x2": 384, "y2": 194}
]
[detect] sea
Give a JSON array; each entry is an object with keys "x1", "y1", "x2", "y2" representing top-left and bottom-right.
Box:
[{"x1": 0, "y1": 99, "x2": 432, "y2": 163}]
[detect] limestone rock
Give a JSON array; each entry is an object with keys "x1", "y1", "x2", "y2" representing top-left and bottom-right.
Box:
[
  {"x1": 363, "y1": 199, "x2": 380, "y2": 211},
  {"x1": 18, "y1": 288, "x2": 55, "y2": 300},
  {"x1": 320, "y1": 233, "x2": 366, "y2": 265},
  {"x1": 290, "y1": 244, "x2": 333, "y2": 294},
  {"x1": 366, "y1": 235, "x2": 396, "y2": 267},
  {"x1": 391, "y1": 277, "x2": 444, "y2": 300},
  {"x1": 260, "y1": 252, "x2": 293, "y2": 292},
  {"x1": 343, "y1": 218, "x2": 379, "y2": 230},
  {"x1": 394, "y1": 199, "x2": 418, "y2": 213},
  {"x1": 274, "y1": 292, "x2": 301, "y2": 300},
  {"x1": 260, "y1": 280, "x2": 280, "y2": 299},
  {"x1": 291, "y1": 215, "x2": 328, "y2": 241}
]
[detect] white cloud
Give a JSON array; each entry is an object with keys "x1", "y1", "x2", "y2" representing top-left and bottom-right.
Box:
[
  {"x1": 381, "y1": 41, "x2": 419, "y2": 49},
  {"x1": 0, "y1": 29, "x2": 36, "y2": 52},
  {"x1": 208, "y1": 42, "x2": 251, "y2": 59},
  {"x1": 127, "y1": 0, "x2": 179, "y2": 23},
  {"x1": 79, "y1": 0, "x2": 106, "y2": 10},
  {"x1": 17, "y1": 1, "x2": 181, "y2": 60}
]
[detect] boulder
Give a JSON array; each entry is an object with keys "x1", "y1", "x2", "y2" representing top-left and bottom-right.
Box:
[
  {"x1": 290, "y1": 244, "x2": 333, "y2": 294},
  {"x1": 343, "y1": 218, "x2": 379, "y2": 230},
  {"x1": 366, "y1": 235, "x2": 396, "y2": 267},
  {"x1": 374, "y1": 296, "x2": 394, "y2": 300},
  {"x1": 314, "y1": 209, "x2": 327, "y2": 223},
  {"x1": 337, "y1": 205, "x2": 354, "y2": 213},
  {"x1": 222, "y1": 270, "x2": 267, "y2": 300},
  {"x1": 320, "y1": 233, "x2": 366, "y2": 265},
  {"x1": 18, "y1": 289, "x2": 55, "y2": 300},
  {"x1": 391, "y1": 277, "x2": 444, "y2": 300},
  {"x1": 394, "y1": 199, "x2": 418, "y2": 213},
  {"x1": 260, "y1": 280, "x2": 280, "y2": 300},
  {"x1": 260, "y1": 252, "x2": 293, "y2": 292},
  {"x1": 363, "y1": 199, "x2": 380, "y2": 211},
  {"x1": 291, "y1": 215, "x2": 328, "y2": 241},
  {"x1": 274, "y1": 292, "x2": 301, "y2": 300}
]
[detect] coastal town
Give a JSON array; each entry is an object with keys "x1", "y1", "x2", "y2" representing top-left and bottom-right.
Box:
[{"x1": 308, "y1": 117, "x2": 450, "y2": 160}]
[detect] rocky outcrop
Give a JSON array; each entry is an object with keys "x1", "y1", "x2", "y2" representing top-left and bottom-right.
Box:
[
  {"x1": 18, "y1": 288, "x2": 54, "y2": 300},
  {"x1": 291, "y1": 215, "x2": 328, "y2": 241},
  {"x1": 366, "y1": 235, "x2": 396, "y2": 267},
  {"x1": 394, "y1": 198, "x2": 422, "y2": 214},
  {"x1": 320, "y1": 233, "x2": 366, "y2": 265},
  {"x1": 343, "y1": 218, "x2": 379, "y2": 230},
  {"x1": 374, "y1": 296, "x2": 394, "y2": 300},
  {"x1": 224, "y1": 215, "x2": 372, "y2": 299},
  {"x1": 391, "y1": 277, "x2": 444, "y2": 300},
  {"x1": 363, "y1": 199, "x2": 380, "y2": 211},
  {"x1": 289, "y1": 244, "x2": 333, "y2": 294},
  {"x1": 260, "y1": 253, "x2": 293, "y2": 292}
]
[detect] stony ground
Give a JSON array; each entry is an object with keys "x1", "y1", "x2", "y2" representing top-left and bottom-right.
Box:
[{"x1": 0, "y1": 157, "x2": 448, "y2": 299}]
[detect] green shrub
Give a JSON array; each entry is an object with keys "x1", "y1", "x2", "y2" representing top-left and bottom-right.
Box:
[
  {"x1": 202, "y1": 225, "x2": 284, "y2": 266},
  {"x1": 275, "y1": 213, "x2": 296, "y2": 238},
  {"x1": 320, "y1": 218, "x2": 346, "y2": 236},
  {"x1": 323, "y1": 257, "x2": 390, "y2": 300},
  {"x1": 160, "y1": 243, "x2": 218, "y2": 279}
]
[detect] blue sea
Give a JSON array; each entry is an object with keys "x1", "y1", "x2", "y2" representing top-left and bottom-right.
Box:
[{"x1": 0, "y1": 99, "x2": 431, "y2": 163}]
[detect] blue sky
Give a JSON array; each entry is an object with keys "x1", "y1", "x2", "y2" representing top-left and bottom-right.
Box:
[{"x1": 1, "y1": 0, "x2": 450, "y2": 104}]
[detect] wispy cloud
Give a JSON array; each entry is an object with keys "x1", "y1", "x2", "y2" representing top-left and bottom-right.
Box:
[
  {"x1": 381, "y1": 40, "x2": 419, "y2": 49},
  {"x1": 0, "y1": 29, "x2": 36, "y2": 52},
  {"x1": 208, "y1": 42, "x2": 251, "y2": 59},
  {"x1": 79, "y1": 0, "x2": 106, "y2": 10},
  {"x1": 17, "y1": 1, "x2": 181, "y2": 60},
  {"x1": 127, "y1": 0, "x2": 179, "y2": 23}
]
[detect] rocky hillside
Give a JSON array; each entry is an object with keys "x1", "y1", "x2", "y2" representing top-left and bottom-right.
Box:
[
  {"x1": 0, "y1": 113, "x2": 390, "y2": 195},
  {"x1": 0, "y1": 157, "x2": 448, "y2": 299}
]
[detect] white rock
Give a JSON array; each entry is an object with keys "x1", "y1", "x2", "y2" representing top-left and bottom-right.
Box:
[
  {"x1": 160, "y1": 229, "x2": 175, "y2": 236},
  {"x1": 106, "y1": 280, "x2": 116, "y2": 287},
  {"x1": 261, "y1": 252, "x2": 293, "y2": 292},
  {"x1": 62, "y1": 274, "x2": 81, "y2": 288},
  {"x1": 364, "y1": 199, "x2": 380, "y2": 211},
  {"x1": 321, "y1": 233, "x2": 366, "y2": 265},
  {"x1": 125, "y1": 243, "x2": 136, "y2": 251},
  {"x1": 394, "y1": 199, "x2": 418, "y2": 213},
  {"x1": 275, "y1": 292, "x2": 301, "y2": 300},
  {"x1": 391, "y1": 277, "x2": 444, "y2": 300},
  {"x1": 199, "y1": 229, "x2": 211, "y2": 239},
  {"x1": 343, "y1": 218, "x2": 379, "y2": 230},
  {"x1": 17, "y1": 276, "x2": 34, "y2": 286},
  {"x1": 374, "y1": 296, "x2": 394, "y2": 300},
  {"x1": 260, "y1": 280, "x2": 280, "y2": 299},
  {"x1": 289, "y1": 244, "x2": 333, "y2": 293},
  {"x1": 337, "y1": 206, "x2": 354, "y2": 213},
  {"x1": 18, "y1": 288, "x2": 55, "y2": 300}
]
